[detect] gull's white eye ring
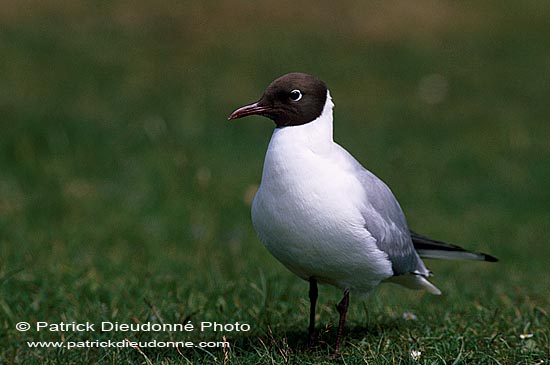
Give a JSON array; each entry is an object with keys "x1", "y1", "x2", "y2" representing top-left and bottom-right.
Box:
[{"x1": 289, "y1": 89, "x2": 303, "y2": 101}]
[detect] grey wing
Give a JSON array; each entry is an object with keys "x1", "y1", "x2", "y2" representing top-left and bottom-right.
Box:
[{"x1": 343, "y1": 151, "x2": 429, "y2": 276}]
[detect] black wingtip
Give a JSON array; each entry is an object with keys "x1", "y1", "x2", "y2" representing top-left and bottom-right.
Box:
[
  {"x1": 483, "y1": 253, "x2": 499, "y2": 262},
  {"x1": 410, "y1": 230, "x2": 498, "y2": 263}
]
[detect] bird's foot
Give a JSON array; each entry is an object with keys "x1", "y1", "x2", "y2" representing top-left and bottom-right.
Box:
[{"x1": 307, "y1": 332, "x2": 318, "y2": 348}]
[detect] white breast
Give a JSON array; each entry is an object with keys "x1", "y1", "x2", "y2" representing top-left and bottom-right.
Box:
[{"x1": 251, "y1": 92, "x2": 393, "y2": 294}]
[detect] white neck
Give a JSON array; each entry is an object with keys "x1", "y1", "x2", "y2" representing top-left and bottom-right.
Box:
[{"x1": 270, "y1": 91, "x2": 335, "y2": 154}]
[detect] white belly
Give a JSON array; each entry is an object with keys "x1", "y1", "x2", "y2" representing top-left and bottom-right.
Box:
[{"x1": 251, "y1": 134, "x2": 393, "y2": 293}]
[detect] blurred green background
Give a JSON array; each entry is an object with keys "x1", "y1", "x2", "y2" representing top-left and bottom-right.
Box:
[{"x1": 1, "y1": 1, "x2": 549, "y2": 364}]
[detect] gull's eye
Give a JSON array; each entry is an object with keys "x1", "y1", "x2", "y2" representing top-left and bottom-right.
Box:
[{"x1": 289, "y1": 89, "x2": 303, "y2": 102}]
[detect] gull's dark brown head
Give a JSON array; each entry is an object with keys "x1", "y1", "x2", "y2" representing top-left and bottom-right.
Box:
[{"x1": 228, "y1": 73, "x2": 328, "y2": 127}]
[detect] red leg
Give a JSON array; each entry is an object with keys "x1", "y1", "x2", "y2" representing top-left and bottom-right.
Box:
[{"x1": 333, "y1": 289, "x2": 350, "y2": 357}]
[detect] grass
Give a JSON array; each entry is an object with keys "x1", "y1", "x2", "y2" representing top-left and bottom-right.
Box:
[{"x1": 1, "y1": 0, "x2": 549, "y2": 363}]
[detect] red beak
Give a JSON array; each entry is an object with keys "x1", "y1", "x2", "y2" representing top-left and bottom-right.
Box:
[{"x1": 228, "y1": 102, "x2": 270, "y2": 120}]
